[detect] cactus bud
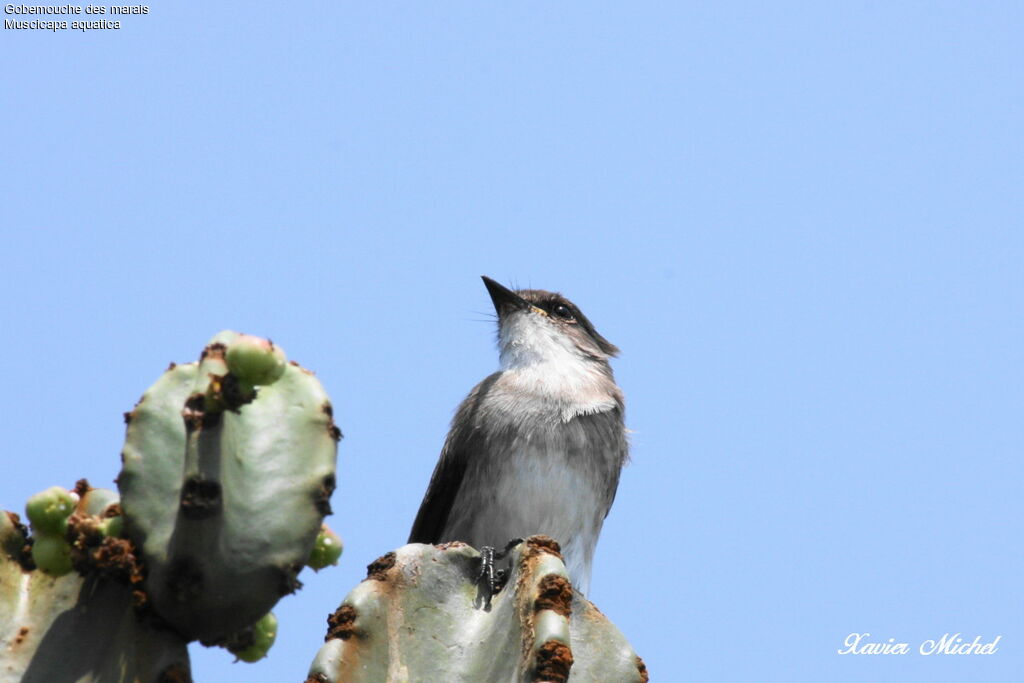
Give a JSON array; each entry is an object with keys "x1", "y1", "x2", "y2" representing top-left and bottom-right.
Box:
[
  {"x1": 225, "y1": 335, "x2": 287, "y2": 386},
  {"x1": 307, "y1": 525, "x2": 343, "y2": 570},
  {"x1": 100, "y1": 515, "x2": 124, "y2": 539},
  {"x1": 32, "y1": 535, "x2": 73, "y2": 576},
  {"x1": 231, "y1": 612, "x2": 278, "y2": 663},
  {"x1": 25, "y1": 486, "x2": 75, "y2": 536}
]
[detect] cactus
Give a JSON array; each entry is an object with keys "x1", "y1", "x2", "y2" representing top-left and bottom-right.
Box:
[
  {"x1": 306, "y1": 536, "x2": 648, "y2": 683},
  {"x1": 118, "y1": 331, "x2": 341, "y2": 643},
  {"x1": 1, "y1": 331, "x2": 343, "y2": 681},
  {"x1": 0, "y1": 484, "x2": 191, "y2": 682}
]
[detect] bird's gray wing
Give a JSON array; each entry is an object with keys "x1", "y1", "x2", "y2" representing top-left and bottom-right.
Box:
[
  {"x1": 573, "y1": 404, "x2": 628, "y2": 517},
  {"x1": 408, "y1": 372, "x2": 502, "y2": 544}
]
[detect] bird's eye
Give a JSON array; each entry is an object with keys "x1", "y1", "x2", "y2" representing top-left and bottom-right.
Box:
[{"x1": 553, "y1": 304, "x2": 575, "y2": 320}]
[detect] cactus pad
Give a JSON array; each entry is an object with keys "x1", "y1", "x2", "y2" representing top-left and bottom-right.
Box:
[
  {"x1": 0, "y1": 486, "x2": 190, "y2": 682},
  {"x1": 118, "y1": 331, "x2": 340, "y2": 642},
  {"x1": 307, "y1": 536, "x2": 647, "y2": 683}
]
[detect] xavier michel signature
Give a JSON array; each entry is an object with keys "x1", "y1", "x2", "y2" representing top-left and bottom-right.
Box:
[{"x1": 838, "y1": 633, "x2": 1001, "y2": 656}]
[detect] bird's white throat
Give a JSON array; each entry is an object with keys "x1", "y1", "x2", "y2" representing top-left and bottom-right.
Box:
[{"x1": 497, "y1": 311, "x2": 617, "y2": 418}]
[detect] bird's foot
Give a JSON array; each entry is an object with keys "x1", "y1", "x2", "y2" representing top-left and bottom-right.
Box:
[
  {"x1": 474, "y1": 538, "x2": 523, "y2": 611},
  {"x1": 475, "y1": 546, "x2": 499, "y2": 610}
]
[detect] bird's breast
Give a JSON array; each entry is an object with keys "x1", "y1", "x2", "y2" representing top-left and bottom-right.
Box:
[{"x1": 488, "y1": 368, "x2": 620, "y2": 421}]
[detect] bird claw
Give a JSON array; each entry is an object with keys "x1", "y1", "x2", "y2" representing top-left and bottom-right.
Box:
[{"x1": 475, "y1": 538, "x2": 522, "y2": 610}]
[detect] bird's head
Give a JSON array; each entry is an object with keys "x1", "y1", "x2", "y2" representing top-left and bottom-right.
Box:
[{"x1": 481, "y1": 276, "x2": 619, "y2": 372}]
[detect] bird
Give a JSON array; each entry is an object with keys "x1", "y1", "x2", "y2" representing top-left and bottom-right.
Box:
[{"x1": 409, "y1": 276, "x2": 627, "y2": 596}]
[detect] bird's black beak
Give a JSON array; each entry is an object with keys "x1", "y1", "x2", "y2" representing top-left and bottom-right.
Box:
[{"x1": 482, "y1": 276, "x2": 531, "y2": 317}]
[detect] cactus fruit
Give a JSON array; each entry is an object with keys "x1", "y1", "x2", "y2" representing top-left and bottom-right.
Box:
[
  {"x1": 101, "y1": 514, "x2": 124, "y2": 539},
  {"x1": 23, "y1": 486, "x2": 81, "y2": 576},
  {"x1": 227, "y1": 611, "x2": 279, "y2": 662},
  {"x1": 225, "y1": 334, "x2": 288, "y2": 387},
  {"x1": 25, "y1": 486, "x2": 76, "y2": 536},
  {"x1": 29, "y1": 535, "x2": 73, "y2": 576},
  {"x1": 307, "y1": 525, "x2": 344, "y2": 571},
  {"x1": 0, "y1": 484, "x2": 191, "y2": 682},
  {"x1": 118, "y1": 331, "x2": 341, "y2": 643},
  {"x1": 306, "y1": 536, "x2": 648, "y2": 683}
]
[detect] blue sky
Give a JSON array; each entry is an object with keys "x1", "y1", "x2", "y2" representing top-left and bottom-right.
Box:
[{"x1": 3, "y1": 3, "x2": 1021, "y2": 681}]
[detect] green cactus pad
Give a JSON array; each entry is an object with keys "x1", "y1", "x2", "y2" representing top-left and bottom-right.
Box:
[
  {"x1": 0, "y1": 489, "x2": 191, "y2": 682},
  {"x1": 118, "y1": 331, "x2": 340, "y2": 642},
  {"x1": 307, "y1": 537, "x2": 648, "y2": 683}
]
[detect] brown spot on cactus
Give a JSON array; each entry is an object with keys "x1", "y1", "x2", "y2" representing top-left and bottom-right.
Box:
[
  {"x1": 525, "y1": 535, "x2": 563, "y2": 560},
  {"x1": 3, "y1": 511, "x2": 34, "y2": 570},
  {"x1": 636, "y1": 655, "x2": 650, "y2": 682},
  {"x1": 534, "y1": 574, "x2": 573, "y2": 618},
  {"x1": 73, "y1": 478, "x2": 91, "y2": 497},
  {"x1": 14, "y1": 626, "x2": 29, "y2": 645},
  {"x1": 182, "y1": 394, "x2": 208, "y2": 431},
  {"x1": 17, "y1": 542, "x2": 35, "y2": 570},
  {"x1": 219, "y1": 372, "x2": 257, "y2": 410},
  {"x1": 277, "y1": 563, "x2": 304, "y2": 596},
  {"x1": 534, "y1": 639, "x2": 574, "y2": 682},
  {"x1": 93, "y1": 537, "x2": 145, "y2": 584},
  {"x1": 366, "y1": 551, "x2": 396, "y2": 581},
  {"x1": 322, "y1": 401, "x2": 343, "y2": 440},
  {"x1": 436, "y1": 540, "x2": 468, "y2": 550},
  {"x1": 325, "y1": 604, "x2": 359, "y2": 641},
  {"x1": 179, "y1": 476, "x2": 221, "y2": 518},
  {"x1": 199, "y1": 342, "x2": 228, "y2": 362},
  {"x1": 123, "y1": 411, "x2": 134, "y2": 424},
  {"x1": 67, "y1": 512, "x2": 104, "y2": 573},
  {"x1": 314, "y1": 474, "x2": 336, "y2": 516}
]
